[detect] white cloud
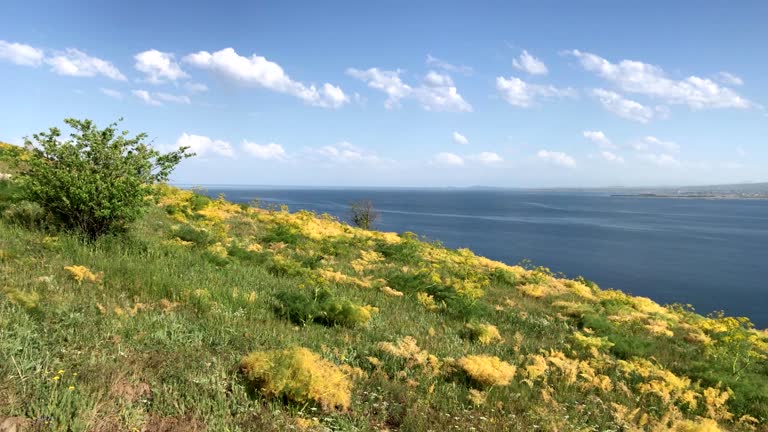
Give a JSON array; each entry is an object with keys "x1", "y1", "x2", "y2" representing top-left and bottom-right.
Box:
[
  {"x1": 592, "y1": 88, "x2": 655, "y2": 123},
  {"x1": 132, "y1": 90, "x2": 190, "y2": 106},
  {"x1": 638, "y1": 153, "x2": 679, "y2": 166},
  {"x1": 312, "y1": 142, "x2": 379, "y2": 164},
  {"x1": 641, "y1": 136, "x2": 680, "y2": 153},
  {"x1": 243, "y1": 141, "x2": 286, "y2": 160},
  {"x1": 132, "y1": 90, "x2": 161, "y2": 106},
  {"x1": 512, "y1": 50, "x2": 548, "y2": 75},
  {"x1": 496, "y1": 76, "x2": 574, "y2": 107},
  {"x1": 426, "y1": 54, "x2": 473, "y2": 74},
  {"x1": 717, "y1": 71, "x2": 743, "y2": 86},
  {"x1": 469, "y1": 152, "x2": 503, "y2": 164},
  {"x1": 452, "y1": 131, "x2": 469, "y2": 145},
  {"x1": 184, "y1": 82, "x2": 208, "y2": 93},
  {"x1": 568, "y1": 50, "x2": 751, "y2": 109},
  {"x1": 46, "y1": 48, "x2": 126, "y2": 80},
  {"x1": 347, "y1": 67, "x2": 472, "y2": 112},
  {"x1": 134, "y1": 49, "x2": 188, "y2": 84},
  {"x1": 537, "y1": 149, "x2": 575, "y2": 167},
  {"x1": 100, "y1": 88, "x2": 123, "y2": 99},
  {"x1": 0, "y1": 40, "x2": 44, "y2": 66},
  {"x1": 155, "y1": 92, "x2": 191, "y2": 104},
  {"x1": 432, "y1": 152, "x2": 464, "y2": 166},
  {"x1": 736, "y1": 146, "x2": 746, "y2": 157},
  {"x1": 583, "y1": 130, "x2": 615, "y2": 149},
  {"x1": 176, "y1": 133, "x2": 234, "y2": 157},
  {"x1": 184, "y1": 47, "x2": 349, "y2": 108},
  {"x1": 600, "y1": 151, "x2": 624, "y2": 163}
]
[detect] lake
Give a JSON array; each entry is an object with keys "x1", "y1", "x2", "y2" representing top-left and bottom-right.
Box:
[{"x1": 199, "y1": 187, "x2": 768, "y2": 328}]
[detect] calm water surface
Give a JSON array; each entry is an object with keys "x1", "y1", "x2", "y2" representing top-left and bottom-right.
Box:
[{"x1": 201, "y1": 188, "x2": 768, "y2": 328}]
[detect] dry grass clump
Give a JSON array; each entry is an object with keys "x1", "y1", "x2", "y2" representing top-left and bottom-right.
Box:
[
  {"x1": 456, "y1": 355, "x2": 516, "y2": 387},
  {"x1": 240, "y1": 347, "x2": 352, "y2": 411},
  {"x1": 377, "y1": 336, "x2": 430, "y2": 367},
  {"x1": 464, "y1": 323, "x2": 504, "y2": 345}
]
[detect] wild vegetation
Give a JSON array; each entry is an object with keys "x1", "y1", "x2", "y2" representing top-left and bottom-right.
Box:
[{"x1": 0, "y1": 138, "x2": 767, "y2": 431}]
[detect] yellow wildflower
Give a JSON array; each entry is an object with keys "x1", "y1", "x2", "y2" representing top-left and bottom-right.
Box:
[{"x1": 64, "y1": 265, "x2": 99, "y2": 283}]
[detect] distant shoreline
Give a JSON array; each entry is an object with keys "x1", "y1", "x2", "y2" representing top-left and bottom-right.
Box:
[{"x1": 611, "y1": 193, "x2": 768, "y2": 200}]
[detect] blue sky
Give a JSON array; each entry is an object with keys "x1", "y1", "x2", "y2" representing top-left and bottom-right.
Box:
[{"x1": 1, "y1": 0, "x2": 767, "y2": 187}]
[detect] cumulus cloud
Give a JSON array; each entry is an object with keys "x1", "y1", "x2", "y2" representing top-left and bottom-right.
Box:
[
  {"x1": 512, "y1": 50, "x2": 548, "y2": 75},
  {"x1": 132, "y1": 90, "x2": 190, "y2": 106},
  {"x1": 600, "y1": 151, "x2": 624, "y2": 163},
  {"x1": 635, "y1": 136, "x2": 680, "y2": 153},
  {"x1": 176, "y1": 133, "x2": 234, "y2": 157},
  {"x1": 132, "y1": 90, "x2": 161, "y2": 106},
  {"x1": 592, "y1": 88, "x2": 655, "y2": 123},
  {"x1": 155, "y1": 92, "x2": 191, "y2": 104},
  {"x1": 568, "y1": 49, "x2": 751, "y2": 109},
  {"x1": 347, "y1": 67, "x2": 472, "y2": 112},
  {"x1": 46, "y1": 48, "x2": 126, "y2": 80},
  {"x1": 100, "y1": 88, "x2": 123, "y2": 99},
  {"x1": 243, "y1": 141, "x2": 286, "y2": 160},
  {"x1": 537, "y1": 150, "x2": 575, "y2": 167},
  {"x1": 184, "y1": 47, "x2": 349, "y2": 108},
  {"x1": 426, "y1": 54, "x2": 473, "y2": 74},
  {"x1": 0, "y1": 40, "x2": 44, "y2": 66},
  {"x1": 184, "y1": 82, "x2": 208, "y2": 93},
  {"x1": 432, "y1": 152, "x2": 464, "y2": 166},
  {"x1": 134, "y1": 49, "x2": 188, "y2": 83},
  {"x1": 583, "y1": 130, "x2": 615, "y2": 149},
  {"x1": 638, "y1": 153, "x2": 679, "y2": 166},
  {"x1": 311, "y1": 142, "x2": 380, "y2": 164},
  {"x1": 452, "y1": 131, "x2": 469, "y2": 145},
  {"x1": 717, "y1": 71, "x2": 743, "y2": 86},
  {"x1": 469, "y1": 152, "x2": 503, "y2": 164},
  {"x1": 496, "y1": 76, "x2": 574, "y2": 107}
]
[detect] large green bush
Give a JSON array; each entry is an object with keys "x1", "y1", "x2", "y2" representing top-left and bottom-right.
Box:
[{"x1": 19, "y1": 118, "x2": 192, "y2": 238}]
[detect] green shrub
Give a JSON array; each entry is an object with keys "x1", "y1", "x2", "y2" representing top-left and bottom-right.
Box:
[
  {"x1": 189, "y1": 193, "x2": 212, "y2": 211},
  {"x1": 349, "y1": 200, "x2": 379, "y2": 229},
  {"x1": 2, "y1": 201, "x2": 48, "y2": 228},
  {"x1": 173, "y1": 224, "x2": 217, "y2": 247},
  {"x1": 262, "y1": 224, "x2": 302, "y2": 245},
  {"x1": 274, "y1": 288, "x2": 375, "y2": 327},
  {"x1": 19, "y1": 118, "x2": 192, "y2": 238}
]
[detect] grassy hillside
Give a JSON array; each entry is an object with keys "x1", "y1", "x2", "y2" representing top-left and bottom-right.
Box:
[{"x1": 1, "y1": 157, "x2": 767, "y2": 430}]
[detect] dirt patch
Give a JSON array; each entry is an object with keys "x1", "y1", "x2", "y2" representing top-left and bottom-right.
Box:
[
  {"x1": 143, "y1": 416, "x2": 206, "y2": 432},
  {"x1": 0, "y1": 417, "x2": 29, "y2": 432},
  {"x1": 111, "y1": 377, "x2": 151, "y2": 403}
]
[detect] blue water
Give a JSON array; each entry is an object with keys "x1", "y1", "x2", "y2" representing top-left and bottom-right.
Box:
[{"x1": 200, "y1": 188, "x2": 768, "y2": 328}]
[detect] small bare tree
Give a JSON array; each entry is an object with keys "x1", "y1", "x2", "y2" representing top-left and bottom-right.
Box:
[{"x1": 349, "y1": 200, "x2": 379, "y2": 230}]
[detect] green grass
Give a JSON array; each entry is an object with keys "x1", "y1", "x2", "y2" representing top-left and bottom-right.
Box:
[{"x1": 0, "y1": 182, "x2": 766, "y2": 431}]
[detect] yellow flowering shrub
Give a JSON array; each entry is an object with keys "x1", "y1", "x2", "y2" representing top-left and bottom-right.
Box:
[
  {"x1": 416, "y1": 292, "x2": 439, "y2": 311},
  {"x1": 645, "y1": 319, "x2": 675, "y2": 337},
  {"x1": 64, "y1": 265, "x2": 99, "y2": 283},
  {"x1": 377, "y1": 336, "x2": 429, "y2": 367},
  {"x1": 524, "y1": 354, "x2": 549, "y2": 380},
  {"x1": 457, "y1": 355, "x2": 516, "y2": 387},
  {"x1": 518, "y1": 284, "x2": 547, "y2": 298},
  {"x1": 464, "y1": 323, "x2": 503, "y2": 345},
  {"x1": 240, "y1": 347, "x2": 352, "y2": 411},
  {"x1": 702, "y1": 387, "x2": 733, "y2": 421},
  {"x1": 2, "y1": 287, "x2": 40, "y2": 309},
  {"x1": 317, "y1": 269, "x2": 372, "y2": 288},
  {"x1": 572, "y1": 331, "x2": 614, "y2": 351},
  {"x1": 380, "y1": 286, "x2": 404, "y2": 297}
]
